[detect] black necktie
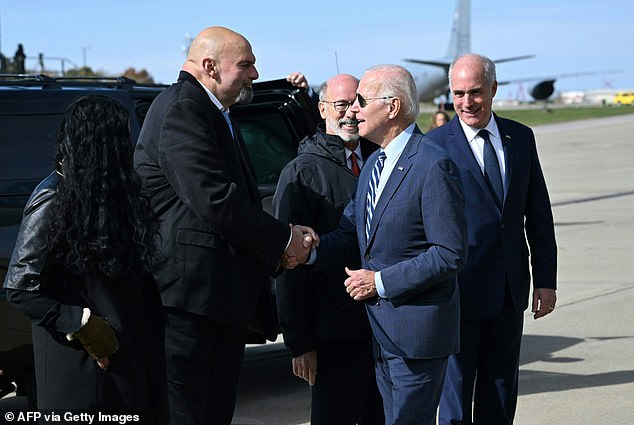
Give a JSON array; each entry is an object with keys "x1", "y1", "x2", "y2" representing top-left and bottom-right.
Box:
[{"x1": 479, "y1": 130, "x2": 504, "y2": 206}]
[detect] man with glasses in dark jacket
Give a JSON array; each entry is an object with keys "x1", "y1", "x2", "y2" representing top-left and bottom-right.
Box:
[{"x1": 273, "y1": 73, "x2": 383, "y2": 425}]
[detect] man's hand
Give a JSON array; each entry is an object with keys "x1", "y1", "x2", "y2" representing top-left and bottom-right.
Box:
[
  {"x1": 282, "y1": 224, "x2": 319, "y2": 269},
  {"x1": 286, "y1": 72, "x2": 309, "y2": 89},
  {"x1": 532, "y1": 288, "x2": 557, "y2": 319},
  {"x1": 292, "y1": 350, "x2": 318, "y2": 386},
  {"x1": 344, "y1": 267, "x2": 377, "y2": 301},
  {"x1": 291, "y1": 224, "x2": 319, "y2": 249}
]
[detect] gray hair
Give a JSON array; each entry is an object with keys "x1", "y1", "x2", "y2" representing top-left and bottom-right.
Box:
[
  {"x1": 448, "y1": 53, "x2": 497, "y2": 90},
  {"x1": 367, "y1": 64, "x2": 420, "y2": 122},
  {"x1": 318, "y1": 80, "x2": 329, "y2": 102}
]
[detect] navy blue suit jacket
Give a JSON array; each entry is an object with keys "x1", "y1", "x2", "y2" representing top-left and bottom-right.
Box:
[
  {"x1": 319, "y1": 126, "x2": 468, "y2": 359},
  {"x1": 425, "y1": 115, "x2": 557, "y2": 320}
]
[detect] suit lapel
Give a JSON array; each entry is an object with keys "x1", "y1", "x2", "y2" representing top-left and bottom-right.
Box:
[
  {"x1": 448, "y1": 119, "x2": 489, "y2": 196},
  {"x1": 207, "y1": 103, "x2": 260, "y2": 207},
  {"x1": 365, "y1": 130, "x2": 420, "y2": 247},
  {"x1": 231, "y1": 118, "x2": 260, "y2": 205},
  {"x1": 181, "y1": 71, "x2": 261, "y2": 207},
  {"x1": 447, "y1": 118, "x2": 505, "y2": 210},
  {"x1": 494, "y1": 114, "x2": 514, "y2": 197}
]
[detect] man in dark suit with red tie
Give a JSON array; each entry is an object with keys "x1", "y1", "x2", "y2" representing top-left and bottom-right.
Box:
[
  {"x1": 133, "y1": 26, "x2": 315, "y2": 425},
  {"x1": 273, "y1": 73, "x2": 382, "y2": 425},
  {"x1": 425, "y1": 53, "x2": 558, "y2": 425}
]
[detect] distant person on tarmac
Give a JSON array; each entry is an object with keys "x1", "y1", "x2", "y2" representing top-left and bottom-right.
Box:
[{"x1": 428, "y1": 110, "x2": 450, "y2": 131}]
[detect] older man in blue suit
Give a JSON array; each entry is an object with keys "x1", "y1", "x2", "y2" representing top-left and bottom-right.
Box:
[
  {"x1": 426, "y1": 54, "x2": 558, "y2": 425},
  {"x1": 315, "y1": 64, "x2": 468, "y2": 425}
]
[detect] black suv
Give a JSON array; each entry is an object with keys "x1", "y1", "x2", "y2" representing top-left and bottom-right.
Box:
[{"x1": 0, "y1": 74, "x2": 320, "y2": 404}]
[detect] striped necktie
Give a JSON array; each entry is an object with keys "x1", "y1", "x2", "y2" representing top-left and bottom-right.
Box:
[{"x1": 365, "y1": 151, "x2": 387, "y2": 240}]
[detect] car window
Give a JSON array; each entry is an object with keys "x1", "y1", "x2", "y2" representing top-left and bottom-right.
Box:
[
  {"x1": 235, "y1": 110, "x2": 299, "y2": 186},
  {"x1": 0, "y1": 113, "x2": 59, "y2": 188}
]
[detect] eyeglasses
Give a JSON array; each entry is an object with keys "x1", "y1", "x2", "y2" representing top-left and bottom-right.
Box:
[
  {"x1": 322, "y1": 100, "x2": 354, "y2": 112},
  {"x1": 355, "y1": 93, "x2": 393, "y2": 108}
]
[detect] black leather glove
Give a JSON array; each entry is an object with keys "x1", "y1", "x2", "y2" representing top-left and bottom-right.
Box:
[{"x1": 73, "y1": 315, "x2": 119, "y2": 360}]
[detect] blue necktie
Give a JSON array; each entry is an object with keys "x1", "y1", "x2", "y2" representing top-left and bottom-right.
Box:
[
  {"x1": 222, "y1": 110, "x2": 235, "y2": 139},
  {"x1": 480, "y1": 130, "x2": 504, "y2": 206},
  {"x1": 365, "y1": 151, "x2": 387, "y2": 240}
]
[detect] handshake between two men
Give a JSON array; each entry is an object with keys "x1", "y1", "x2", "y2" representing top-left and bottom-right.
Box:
[
  {"x1": 281, "y1": 225, "x2": 378, "y2": 302},
  {"x1": 282, "y1": 224, "x2": 319, "y2": 269}
]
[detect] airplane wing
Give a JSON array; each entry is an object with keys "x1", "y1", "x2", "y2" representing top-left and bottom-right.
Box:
[
  {"x1": 498, "y1": 70, "x2": 620, "y2": 85},
  {"x1": 491, "y1": 54, "x2": 535, "y2": 64},
  {"x1": 498, "y1": 70, "x2": 621, "y2": 100},
  {"x1": 404, "y1": 59, "x2": 451, "y2": 68},
  {"x1": 405, "y1": 55, "x2": 534, "y2": 69}
]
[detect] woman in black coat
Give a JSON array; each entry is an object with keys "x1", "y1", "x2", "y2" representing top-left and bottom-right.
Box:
[{"x1": 4, "y1": 95, "x2": 169, "y2": 424}]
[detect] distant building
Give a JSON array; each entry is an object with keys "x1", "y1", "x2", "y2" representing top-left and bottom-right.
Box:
[
  {"x1": 560, "y1": 91, "x2": 586, "y2": 105},
  {"x1": 560, "y1": 89, "x2": 621, "y2": 106}
]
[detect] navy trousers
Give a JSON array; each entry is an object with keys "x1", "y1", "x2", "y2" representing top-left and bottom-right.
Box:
[
  {"x1": 375, "y1": 345, "x2": 448, "y2": 425},
  {"x1": 439, "y1": 291, "x2": 524, "y2": 425}
]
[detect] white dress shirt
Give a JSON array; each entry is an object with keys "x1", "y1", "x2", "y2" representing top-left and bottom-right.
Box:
[
  {"x1": 373, "y1": 123, "x2": 416, "y2": 298},
  {"x1": 459, "y1": 115, "x2": 507, "y2": 193}
]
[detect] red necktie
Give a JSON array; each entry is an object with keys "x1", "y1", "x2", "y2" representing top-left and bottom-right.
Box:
[{"x1": 350, "y1": 152, "x2": 361, "y2": 177}]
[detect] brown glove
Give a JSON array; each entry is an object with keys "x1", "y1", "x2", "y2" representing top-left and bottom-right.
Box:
[{"x1": 73, "y1": 315, "x2": 119, "y2": 360}]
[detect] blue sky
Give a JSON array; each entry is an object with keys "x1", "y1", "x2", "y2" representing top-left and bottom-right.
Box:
[{"x1": 1, "y1": 0, "x2": 632, "y2": 101}]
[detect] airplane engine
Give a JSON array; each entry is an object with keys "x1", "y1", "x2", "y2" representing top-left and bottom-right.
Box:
[{"x1": 529, "y1": 80, "x2": 556, "y2": 100}]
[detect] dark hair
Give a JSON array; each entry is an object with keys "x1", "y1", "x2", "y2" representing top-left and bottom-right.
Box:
[{"x1": 43, "y1": 95, "x2": 157, "y2": 279}]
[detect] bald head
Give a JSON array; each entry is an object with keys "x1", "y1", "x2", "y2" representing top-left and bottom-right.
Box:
[
  {"x1": 448, "y1": 53, "x2": 496, "y2": 91},
  {"x1": 183, "y1": 26, "x2": 259, "y2": 108},
  {"x1": 186, "y1": 26, "x2": 250, "y2": 65},
  {"x1": 319, "y1": 74, "x2": 359, "y2": 101}
]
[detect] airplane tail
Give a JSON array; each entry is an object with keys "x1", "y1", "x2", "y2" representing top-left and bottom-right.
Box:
[
  {"x1": 404, "y1": 0, "x2": 470, "y2": 67},
  {"x1": 445, "y1": 0, "x2": 471, "y2": 59}
]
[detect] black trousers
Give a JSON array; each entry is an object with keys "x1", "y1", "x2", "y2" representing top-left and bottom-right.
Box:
[
  {"x1": 310, "y1": 352, "x2": 384, "y2": 425},
  {"x1": 164, "y1": 307, "x2": 248, "y2": 425}
]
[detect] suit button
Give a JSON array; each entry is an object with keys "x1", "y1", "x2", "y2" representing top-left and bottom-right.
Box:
[
  {"x1": 500, "y1": 223, "x2": 505, "y2": 229},
  {"x1": 364, "y1": 254, "x2": 371, "y2": 260}
]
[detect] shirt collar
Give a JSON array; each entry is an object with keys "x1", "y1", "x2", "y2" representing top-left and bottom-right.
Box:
[
  {"x1": 383, "y1": 123, "x2": 416, "y2": 164},
  {"x1": 198, "y1": 80, "x2": 228, "y2": 113},
  {"x1": 459, "y1": 114, "x2": 500, "y2": 142},
  {"x1": 345, "y1": 144, "x2": 364, "y2": 161}
]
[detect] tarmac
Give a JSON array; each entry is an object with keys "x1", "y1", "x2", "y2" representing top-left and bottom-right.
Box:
[
  {"x1": 512, "y1": 113, "x2": 634, "y2": 424},
  {"x1": 2, "y1": 113, "x2": 634, "y2": 424},
  {"x1": 233, "y1": 113, "x2": 634, "y2": 424}
]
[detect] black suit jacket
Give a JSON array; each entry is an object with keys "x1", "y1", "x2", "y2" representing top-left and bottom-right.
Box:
[
  {"x1": 426, "y1": 115, "x2": 557, "y2": 319},
  {"x1": 134, "y1": 71, "x2": 289, "y2": 331}
]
